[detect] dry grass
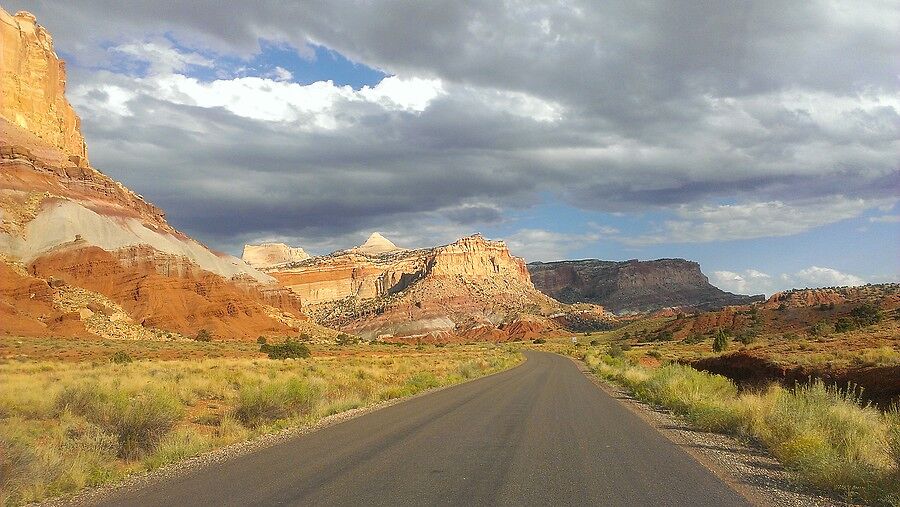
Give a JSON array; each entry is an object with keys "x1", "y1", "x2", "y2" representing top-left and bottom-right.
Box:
[
  {"x1": 0, "y1": 343, "x2": 521, "y2": 505},
  {"x1": 582, "y1": 347, "x2": 900, "y2": 505}
]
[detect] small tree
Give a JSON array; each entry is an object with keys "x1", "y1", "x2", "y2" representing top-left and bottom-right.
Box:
[
  {"x1": 712, "y1": 330, "x2": 729, "y2": 353},
  {"x1": 194, "y1": 329, "x2": 212, "y2": 342}
]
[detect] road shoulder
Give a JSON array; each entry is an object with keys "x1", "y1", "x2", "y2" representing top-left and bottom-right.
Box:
[{"x1": 567, "y1": 356, "x2": 846, "y2": 507}]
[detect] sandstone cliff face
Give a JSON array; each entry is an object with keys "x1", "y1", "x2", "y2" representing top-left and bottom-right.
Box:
[
  {"x1": 528, "y1": 258, "x2": 763, "y2": 314},
  {"x1": 0, "y1": 10, "x2": 86, "y2": 161},
  {"x1": 265, "y1": 234, "x2": 561, "y2": 341},
  {"x1": 0, "y1": 8, "x2": 308, "y2": 340},
  {"x1": 242, "y1": 242, "x2": 310, "y2": 269}
]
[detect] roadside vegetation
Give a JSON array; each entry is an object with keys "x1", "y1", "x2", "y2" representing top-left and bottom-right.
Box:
[
  {"x1": 0, "y1": 340, "x2": 521, "y2": 505},
  {"x1": 580, "y1": 346, "x2": 900, "y2": 505}
]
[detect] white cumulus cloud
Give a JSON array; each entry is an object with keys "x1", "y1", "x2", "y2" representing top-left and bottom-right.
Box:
[{"x1": 712, "y1": 266, "x2": 868, "y2": 296}]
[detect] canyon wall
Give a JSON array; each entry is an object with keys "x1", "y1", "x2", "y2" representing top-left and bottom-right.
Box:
[
  {"x1": 0, "y1": 8, "x2": 310, "y2": 340},
  {"x1": 528, "y1": 258, "x2": 764, "y2": 314}
]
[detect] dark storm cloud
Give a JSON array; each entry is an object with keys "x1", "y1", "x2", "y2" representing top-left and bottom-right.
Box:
[{"x1": 6, "y1": 0, "x2": 899, "y2": 253}]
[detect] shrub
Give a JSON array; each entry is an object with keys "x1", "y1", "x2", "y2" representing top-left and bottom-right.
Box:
[
  {"x1": 647, "y1": 350, "x2": 662, "y2": 360},
  {"x1": 754, "y1": 381, "x2": 894, "y2": 496},
  {"x1": 456, "y1": 361, "x2": 479, "y2": 379},
  {"x1": 56, "y1": 385, "x2": 183, "y2": 459},
  {"x1": 264, "y1": 339, "x2": 310, "y2": 360},
  {"x1": 336, "y1": 333, "x2": 360, "y2": 346},
  {"x1": 193, "y1": 329, "x2": 212, "y2": 342},
  {"x1": 256, "y1": 336, "x2": 267, "y2": 345},
  {"x1": 143, "y1": 429, "x2": 212, "y2": 471},
  {"x1": 735, "y1": 331, "x2": 756, "y2": 345},
  {"x1": 405, "y1": 372, "x2": 440, "y2": 392},
  {"x1": 532, "y1": 338, "x2": 546, "y2": 344},
  {"x1": 808, "y1": 321, "x2": 831, "y2": 337},
  {"x1": 234, "y1": 378, "x2": 320, "y2": 426},
  {"x1": 589, "y1": 339, "x2": 599, "y2": 346},
  {"x1": 683, "y1": 334, "x2": 704, "y2": 345},
  {"x1": 712, "y1": 330, "x2": 729, "y2": 353},
  {"x1": 631, "y1": 363, "x2": 742, "y2": 432},
  {"x1": 850, "y1": 303, "x2": 882, "y2": 327},
  {"x1": 111, "y1": 351, "x2": 133, "y2": 364},
  {"x1": 834, "y1": 317, "x2": 855, "y2": 333},
  {"x1": 651, "y1": 330, "x2": 674, "y2": 342},
  {"x1": 608, "y1": 344, "x2": 624, "y2": 358}
]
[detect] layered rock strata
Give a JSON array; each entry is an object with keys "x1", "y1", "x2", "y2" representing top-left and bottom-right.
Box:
[
  {"x1": 0, "y1": 8, "x2": 308, "y2": 340},
  {"x1": 528, "y1": 258, "x2": 764, "y2": 314},
  {"x1": 259, "y1": 234, "x2": 562, "y2": 341}
]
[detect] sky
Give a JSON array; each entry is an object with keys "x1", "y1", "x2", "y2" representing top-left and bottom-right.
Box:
[{"x1": 8, "y1": 1, "x2": 899, "y2": 296}]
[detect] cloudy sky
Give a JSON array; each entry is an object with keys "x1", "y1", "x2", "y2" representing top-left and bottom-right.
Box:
[{"x1": 10, "y1": 1, "x2": 899, "y2": 295}]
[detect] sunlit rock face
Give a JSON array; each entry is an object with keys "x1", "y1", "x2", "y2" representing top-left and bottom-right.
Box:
[
  {"x1": 242, "y1": 243, "x2": 311, "y2": 269},
  {"x1": 262, "y1": 234, "x2": 562, "y2": 341},
  {"x1": 0, "y1": 7, "x2": 310, "y2": 341},
  {"x1": 0, "y1": 10, "x2": 87, "y2": 161}
]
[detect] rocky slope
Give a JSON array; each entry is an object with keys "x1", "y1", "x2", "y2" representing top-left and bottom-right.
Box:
[
  {"x1": 0, "y1": 8, "x2": 309, "y2": 340},
  {"x1": 256, "y1": 234, "x2": 564, "y2": 341},
  {"x1": 528, "y1": 258, "x2": 763, "y2": 314},
  {"x1": 242, "y1": 242, "x2": 310, "y2": 269}
]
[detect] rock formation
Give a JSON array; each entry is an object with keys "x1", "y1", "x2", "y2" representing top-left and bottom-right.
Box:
[
  {"x1": 262, "y1": 234, "x2": 563, "y2": 341},
  {"x1": 0, "y1": 10, "x2": 87, "y2": 160},
  {"x1": 528, "y1": 258, "x2": 764, "y2": 314},
  {"x1": 242, "y1": 242, "x2": 310, "y2": 269},
  {"x1": 0, "y1": 8, "x2": 312, "y2": 340},
  {"x1": 349, "y1": 232, "x2": 404, "y2": 255}
]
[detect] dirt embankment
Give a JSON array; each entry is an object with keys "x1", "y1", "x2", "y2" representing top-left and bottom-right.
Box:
[{"x1": 692, "y1": 352, "x2": 900, "y2": 407}]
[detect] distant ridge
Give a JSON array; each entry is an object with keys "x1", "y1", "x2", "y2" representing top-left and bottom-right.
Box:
[{"x1": 528, "y1": 258, "x2": 764, "y2": 314}]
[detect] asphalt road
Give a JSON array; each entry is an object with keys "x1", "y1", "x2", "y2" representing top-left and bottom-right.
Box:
[{"x1": 100, "y1": 351, "x2": 749, "y2": 506}]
